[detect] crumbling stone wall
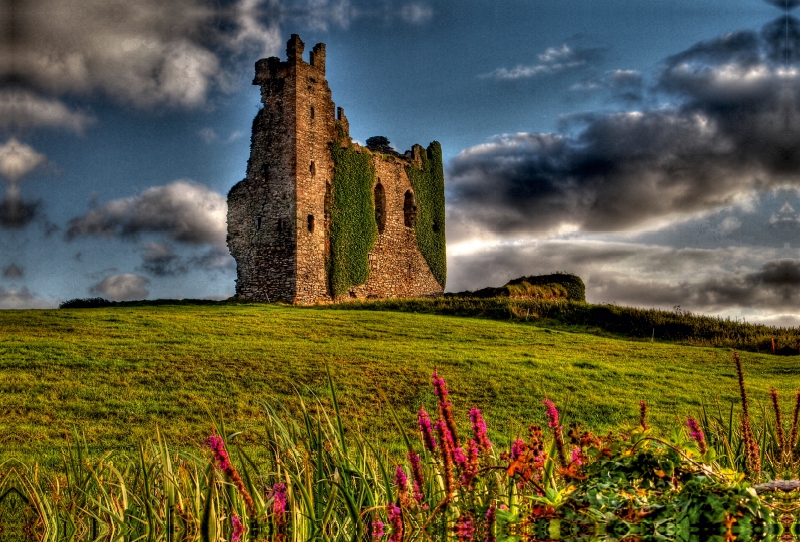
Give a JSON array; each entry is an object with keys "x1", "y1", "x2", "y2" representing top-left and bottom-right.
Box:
[{"x1": 227, "y1": 34, "x2": 445, "y2": 304}]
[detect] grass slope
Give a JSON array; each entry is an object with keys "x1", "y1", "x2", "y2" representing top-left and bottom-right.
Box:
[{"x1": 3, "y1": 303, "x2": 799, "y2": 467}]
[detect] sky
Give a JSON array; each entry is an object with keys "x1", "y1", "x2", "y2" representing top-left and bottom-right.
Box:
[{"x1": 3, "y1": 0, "x2": 800, "y2": 326}]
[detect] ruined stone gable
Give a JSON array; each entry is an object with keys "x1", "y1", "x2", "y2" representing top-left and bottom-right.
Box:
[{"x1": 227, "y1": 35, "x2": 445, "y2": 304}]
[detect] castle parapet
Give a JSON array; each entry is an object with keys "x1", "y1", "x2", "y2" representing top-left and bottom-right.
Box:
[
  {"x1": 287, "y1": 34, "x2": 305, "y2": 64},
  {"x1": 310, "y1": 43, "x2": 326, "y2": 73}
]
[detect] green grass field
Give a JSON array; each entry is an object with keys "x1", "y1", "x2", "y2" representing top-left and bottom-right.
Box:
[{"x1": 3, "y1": 302, "x2": 799, "y2": 468}]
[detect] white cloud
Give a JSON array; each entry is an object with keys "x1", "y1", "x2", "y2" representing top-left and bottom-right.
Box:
[
  {"x1": 66, "y1": 180, "x2": 228, "y2": 246},
  {"x1": 483, "y1": 45, "x2": 591, "y2": 80},
  {"x1": 90, "y1": 273, "x2": 150, "y2": 301},
  {"x1": 0, "y1": 287, "x2": 55, "y2": 309},
  {"x1": 400, "y1": 3, "x2": 432, "y2": 24},
  {"x1": 0, "y1": 90, "x2": 95, "y2": 133},
  {"x1": 0, "y1": 138, "x2": 47, "y2": 182},
  {"x1": 198, "y1": 127, "x2": 218, "y2": 144}
]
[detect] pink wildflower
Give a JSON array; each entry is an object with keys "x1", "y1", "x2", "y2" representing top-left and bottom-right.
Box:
[
  {"x1": 407, "y1": 449, "x2": 425, "y2": 504},
  {"x1": 510, "y1": 438, "x2": 525, "y2": 461},
  {"x1": 231, "y1": 514, "x2": 245, "y2": 542},
  {"x1": 371, "y1": 519, "x2": 385, "y2": 539},
  {"x1": 470, "y1": 408, "x2": 492, "y2": 451},
  {"x1": 436, "y1": 420, "x2": 456, "y2": 498},
  {"x1": 570, "y1": 447, "x2": 583, "y2": 466},
  {"x1": 433, "y1": 370, "x2": 460, "y2": 447},
  {"x1": 485, "y1": 504, "x2": 497, "y2": 542},
  {"x1": 542, "y1": 398, "x2": 559, "y2": 429},
  {"x1": 418, "y1": 407, "x2": 437, "y2": 453},
  {"x1": 461, "y1": 439, "x2": 480, "y2": 488},
  {"x1": 686, "y1": 417, "x2": 707, "y2": 454},
  {"x1": 271, "y1": 483, "x2": 288, "y2": 526},
  {"x1": 387, "y1": 503, "x2": 403, "y2": 542},
  {"x1": 454, "y1": 513, "x2": 475, "y2": 542},
  {"x1": 394, "y1": 466, "x2": 409, "y2": 506},
  {"x1": 207, "y1": 434, "x2": 256, "y2": 516},
  {"x1": 394, "y1": 465, "x2": 408, "y2": 489}
]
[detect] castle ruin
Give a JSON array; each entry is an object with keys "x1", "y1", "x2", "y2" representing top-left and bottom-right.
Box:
[{"x1": 227, "y1": 35, "x2": 446, "y2": 304}]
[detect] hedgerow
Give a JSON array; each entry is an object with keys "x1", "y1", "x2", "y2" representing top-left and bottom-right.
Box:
[
  {"x1": 406, "y1": 142, "x2": 446, "y2": 288},
  {"x1": 328, "y1": 138, "x2": 378, "y2": 297}
]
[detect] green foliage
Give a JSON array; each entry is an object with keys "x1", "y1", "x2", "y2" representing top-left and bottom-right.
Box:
[
  {"x1": 462, "y1": 272, "x2": 586, "y2": 301},
  {"x1": 328, "y1": 140, "x2": 378, "y2": 296},
  {"x1": 3, "y1": 370, "x2": 788, "y2": 542},
  {"x1": 406, "y1": 142, "x2": 446, "y2": 288},
  {"x1": 59, "y1": 297, "x2": 114, "y2": 309}
]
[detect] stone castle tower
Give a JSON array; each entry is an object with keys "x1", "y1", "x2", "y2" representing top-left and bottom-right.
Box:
[{"x1": 227, "y1": 35, "x2": 446, "y2": 304}]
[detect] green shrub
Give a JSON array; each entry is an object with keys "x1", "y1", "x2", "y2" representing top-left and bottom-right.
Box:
[
  {"x1": 406, "y1": 142, "x2": 446, "y2": 288},
  {"x1": 59, "y1": 297, "x2": 114, "y2": 309},
  {"x1": 328, "y1": 140, "x2": 378, "y2": 297}
]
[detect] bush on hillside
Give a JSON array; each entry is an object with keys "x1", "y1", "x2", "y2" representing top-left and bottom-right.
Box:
[
  {"x1": 451, "y1": 272, "x2": 586, "y2": 302},
  {"x1": 59, "y1": 297, "x2": 114, "y2": 309}
]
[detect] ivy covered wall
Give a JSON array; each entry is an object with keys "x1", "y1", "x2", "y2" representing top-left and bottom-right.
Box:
[
  {"x1": 406, "y1": 142, "x2": 447, "y2": 289},
  {"x1": 328, "y1": 141, "x2": 378, "y2": 297}
]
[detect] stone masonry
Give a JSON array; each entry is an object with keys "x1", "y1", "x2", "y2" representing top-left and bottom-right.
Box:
[{"x1": 227, "y1": 35, "x2": 444, "y2": 304}]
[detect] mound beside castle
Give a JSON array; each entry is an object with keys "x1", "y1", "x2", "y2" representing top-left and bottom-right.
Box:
[{"x1": 227, "y1": 35, "x2": 446, "y2": 304}]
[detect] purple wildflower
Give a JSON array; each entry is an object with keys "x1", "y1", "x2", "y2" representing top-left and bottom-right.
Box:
[
  {"x1": 408, "y1": 449, "x2": 425, "y2": 504},
  {"x1": 542, "y1": 398, "x2": 559, "y2": 429},
  {"x1": 418, "y1": 407, "x2": 437, "y2": 453},
  {"x1": 686, "y1": 417, "x2": 707, "y2": 454},
  {"x1": 231, "y1": 514, "x2": 245, "y2": 542},
  {"x1": 470, "y1": 408, "x2": 492, "y2": 451},
  {"x1": 387, "y1": 503, "x2": 403, "y2": 542}
]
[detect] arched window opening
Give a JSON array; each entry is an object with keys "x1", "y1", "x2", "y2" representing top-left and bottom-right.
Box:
[
  {"x1": 308, "y1": 214, "x2": 315, "y2": 233},
  {"x1": 374, "y1": 183, "x2": 386, "y2": 234},
  {"x1": 403, "y1": 190, "x2": 417, "y2": 228},
  {"x1": 310, "y1": 161, "x2": 316, "y2": 176}
]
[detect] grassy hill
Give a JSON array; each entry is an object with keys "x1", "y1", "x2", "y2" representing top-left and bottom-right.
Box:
[{"x1": 3, "y1": 302, "x2": 800, "y2": 468}]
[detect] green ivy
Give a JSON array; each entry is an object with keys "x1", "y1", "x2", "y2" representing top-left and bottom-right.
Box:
[
  {"x1": 406, "y1": 142, "x2": 446, "y2": 288},
  {"x1": 328, "y1": 140, "x2": 378, "y2": 297}
]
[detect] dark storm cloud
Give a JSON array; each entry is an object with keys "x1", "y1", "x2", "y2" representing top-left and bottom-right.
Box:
[
  {"x1": 0, "y1": 195, "x2": 40, "y2": 228},
  {"x1": 2, "y1": 264, "x2": 23, "y2": 279},
  {"x1": 66, "y1": 181, "x2": 227, "y2": 246},
  {"x1": 763, "y1": 0, "x2": 800, "y2": 9},
  {"x1": 139, "y1": 243, "x2": 188, "y2": 276},
  {"x1": 2, "y1": 0, "x2": 283, "y2": 108},
  {"x1": 137, "y1": 241, "x2": 234, "y2": 276},
  {"x1": 448, "y1": 20, "x2": 800, "y2": 241}
]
